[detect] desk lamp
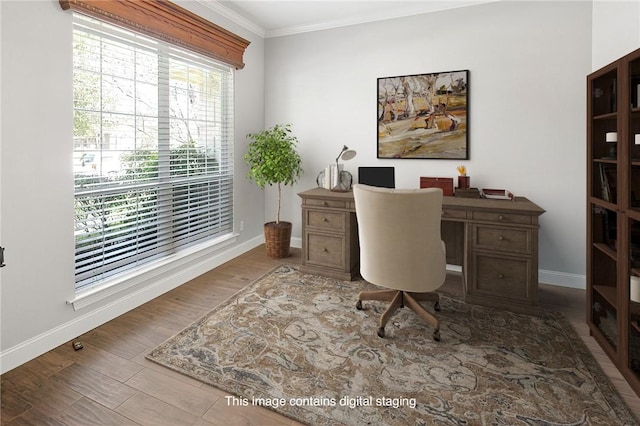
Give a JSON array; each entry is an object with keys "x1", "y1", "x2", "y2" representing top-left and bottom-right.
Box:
[{"x1": 336, "y1": 145, "x2": 357, "y2": 164}]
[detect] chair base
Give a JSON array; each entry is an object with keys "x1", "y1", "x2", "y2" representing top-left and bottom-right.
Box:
[{"x1": 355, "y1": 289, "x2": 441, "y2": 340}]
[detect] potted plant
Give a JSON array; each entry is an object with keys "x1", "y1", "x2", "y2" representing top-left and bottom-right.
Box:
[{"x1": 245, "y1": 123, "x2": 303, "y2": 258}]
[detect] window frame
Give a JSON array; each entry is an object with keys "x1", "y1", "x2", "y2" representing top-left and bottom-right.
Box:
[{"x1": 69, "y1": 9, "x2": 239, "y2": 298}]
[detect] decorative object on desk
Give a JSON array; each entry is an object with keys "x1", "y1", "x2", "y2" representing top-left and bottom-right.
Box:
[
  {"x1": 316, "y1": 169, "x2": 352, "y2": 192},
  {"x1": 245, "y1": 124, "x2": 303, "y2": 258},
  {"x1": 147, "y1": 265, "x2": 637, "y2": 426},
  {"x1": 455, "y1": 187, "x2": 481, "y2": 198},
  {"x1": 317, "y1": 145, "x2": 356, "y2": 191},
  {"x1": 456, "y1": 164, "x2": 470, "y2": 189},
  {"x1": 316, "y1": 169, "x2": 327, "y2": 188},
  {"x1": 420, "y1": 176, "x2": 454, "y2": 196},
  {"x1": 458, "y1": 176, "x2": 470, "y2": 189},
  {"x1": 604, "y1": 132, "x2": 617, "y2": 159},
  {"x1": 377, "y1": 70, "x2": 468, "y2": 159},
  {"x1": 331, "y1": 145, "x2": 356, "y2": 191},
  {"x1": 481, "y1": 188, "x2": 515, "y2": 200}
]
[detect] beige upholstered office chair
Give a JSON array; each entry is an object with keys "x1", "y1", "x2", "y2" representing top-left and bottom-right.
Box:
[{"x1": 353, "y1": 184, "x2": 446, "y2": 340}]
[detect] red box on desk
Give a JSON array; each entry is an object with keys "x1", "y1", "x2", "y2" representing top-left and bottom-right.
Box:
[{"x1": 420, "y1": 177, "x2": 454, "y2": 196}]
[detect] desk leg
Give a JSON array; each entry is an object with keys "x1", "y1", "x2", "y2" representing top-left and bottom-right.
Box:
[
  {"x1": 462, "y1": 222, "x2": 471, "y2": 296},
  {"x1": 442, "y1": 220, "x2": 468, "y2": 296},
  {"x1": 441, "y1": 221, "x2": 463, "y2": 266}
]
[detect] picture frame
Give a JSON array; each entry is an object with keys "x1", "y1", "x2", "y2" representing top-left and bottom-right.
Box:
[{"x1": 377, "y1": 70, "x2": 469, "y2": 159}]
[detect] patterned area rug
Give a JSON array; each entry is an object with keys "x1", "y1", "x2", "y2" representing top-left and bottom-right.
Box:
[{"x1": 147, "y1": 265, "x2": 637, "y2": 425}]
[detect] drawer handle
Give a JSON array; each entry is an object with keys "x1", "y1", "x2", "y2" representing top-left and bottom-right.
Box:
[
  {"x1": 322, "y1": 217, "x2": 328, "y2": 222},
  {"x1": 442, "y1": 210, "x2": 446, "y2": 216},
  {"x1": 322, "y1": 248, "x2": 328, "y2": 252},
  {"x1": 498, "y1": 273, "x2": 504, "y2": 279},
  {"x1": 322, "y1": 201, "x2": 329, "y2": 206},
  {"x1": 498, "y1": 236, "x2": 504, "y2": 241},
  {"x1": 498, "y1": 215, "x2": 504, "y2": 220}
]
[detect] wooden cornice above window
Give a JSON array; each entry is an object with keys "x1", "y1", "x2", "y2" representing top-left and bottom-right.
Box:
[{"x1": 60, "y1": 0, "x2": 250, "y2": 69}]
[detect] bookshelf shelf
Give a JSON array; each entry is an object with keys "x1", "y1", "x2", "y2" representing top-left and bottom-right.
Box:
[
  {"x1": 593, "y1": 112, "x2": 618, "y2": 120},
  {"x1": 594, "y1": 242, "x2": 617, "y2": 260}
]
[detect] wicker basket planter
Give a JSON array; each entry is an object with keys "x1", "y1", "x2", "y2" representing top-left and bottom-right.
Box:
[{"x1": 264, "y1": 221, "x2": 292, "y2": 259}]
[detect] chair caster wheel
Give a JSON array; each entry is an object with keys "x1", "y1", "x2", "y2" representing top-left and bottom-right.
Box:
[
  {"x1": 377, "y1": 327, "x2": 385, "y2": 338},
  {"x1": 434, "y1": 301, "x2": 441, "y2": 311},
  {"x1": 433, "y1": 330, "x2": 441, "y2": 341},
  {"x1": 356, "y1": 300, "x2": 363, "y2": 310}
]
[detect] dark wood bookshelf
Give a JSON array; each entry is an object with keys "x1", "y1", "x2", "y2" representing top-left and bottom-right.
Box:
[{"x1": 587, "y1": 46, "x2": 640, "y2": 398}]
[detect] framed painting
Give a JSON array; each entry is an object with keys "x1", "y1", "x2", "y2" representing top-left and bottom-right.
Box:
[{"x1": 377, "y1": 70, "x2": 468, "y2": 159}]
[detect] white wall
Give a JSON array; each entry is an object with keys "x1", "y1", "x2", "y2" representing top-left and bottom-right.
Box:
[
  {"x1": 0, "y1": 0, "x2": 266, "y2": 373},
  {"x1": 264, "y1": 1, "x2": 592, "y2": 287},
  {"x1": 592, "y1": 0, "x2": 640, "y2": 70}
]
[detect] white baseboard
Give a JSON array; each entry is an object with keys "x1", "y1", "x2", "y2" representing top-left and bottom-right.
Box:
[
  {"x1": 291, "y1": 236, "x2": 302, "y2": 248},
  {"x1": 0, "y1": 235, "x2": 264, "y2": 374},
  {"x1": 539, "y1": 269, "x2": 585, "y2": 289}
]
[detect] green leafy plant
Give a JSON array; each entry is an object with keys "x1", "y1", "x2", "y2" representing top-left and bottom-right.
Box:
[{"x1": 245, "y1": 124, "x2": 303, "y2": 223}]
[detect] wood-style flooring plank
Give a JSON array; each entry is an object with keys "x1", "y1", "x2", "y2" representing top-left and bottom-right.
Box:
[
  {"x1": 2, "y1": 246, "x2": 639, "y2": 425},
  {"x1": 76, "y1": 324, "x2": 157, "y2": 360},
  {"x1": 114, "y1": 392, "x2": 203, "y2": 426},
  {"x1": 50, "y1": 363, "x2": 137, "y2": 410},
  {"x1": 50, "y1": 342, "x2": 144, "y2": 383},
  {"x1": 54, "y1": 397, "x2": 139, "y2": 426},
  {"x1": 124, "y1": 368, "x2": 216, "y2": 416},
  {"x1": 2, "y1": 366, "x2": 83, "y2": 416},
  {"x1": 0, "y1": 387, "x2": 32, "y2": 424},
  {"x1": 202, "y1": 396, "x2": 304, "y2": 426},
  {"x1": 2, "y1": 406, "x2": 68, "y2": 426}
]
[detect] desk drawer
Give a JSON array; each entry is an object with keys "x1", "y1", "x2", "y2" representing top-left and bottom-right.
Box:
[
  {"x1": 306, "y1": 233, "x2": 345, "y2": 268},
  {"x1": 306, "y1": 210, "x2": 346, "y2": 232},
  {"x1": 472, "y1": 254, "x2": 532, "y2": 302},
  {"x1": 305, "y1": 198, "x2": 348, "y2": 209},
  {"x1": 442, "y1": 208, "x2": 467, "y2": 220},
  {"x1": 472, "y1": 211, "x2": 531, "y2": 225},
  {"x1": 473, "y1": 225, "x2": 531, "y2": 254}
]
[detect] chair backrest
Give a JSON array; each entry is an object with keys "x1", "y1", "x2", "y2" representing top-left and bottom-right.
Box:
[{"x1": 353, "y1": 184, "x2": 446, "y2": 293}]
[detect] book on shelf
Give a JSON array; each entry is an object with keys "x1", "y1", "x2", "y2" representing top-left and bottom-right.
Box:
[
  {"x1": 599, "y1": 163, "x2": 616, "y2": 203},
  {"x1": 600, "y1": 163, "x2": 610, "y2": 202}
]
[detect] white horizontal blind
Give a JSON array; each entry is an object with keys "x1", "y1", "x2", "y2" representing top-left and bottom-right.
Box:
[{"x1": 73, "y1": 14, "x2": 234, "y2": 290}]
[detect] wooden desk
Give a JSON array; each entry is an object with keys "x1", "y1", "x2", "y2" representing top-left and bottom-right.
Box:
[{"x1": 298, "y1": 188, "x2": 545, "y2": 313}]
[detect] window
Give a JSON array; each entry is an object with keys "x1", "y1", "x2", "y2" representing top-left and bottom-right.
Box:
[{"x1": 73, "y1": 15, "x2": 234, "y2": 290}]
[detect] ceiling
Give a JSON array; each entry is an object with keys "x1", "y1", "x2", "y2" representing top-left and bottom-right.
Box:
[{"x1": 199, "y1": 0, "x2": 498, "y2": 38}]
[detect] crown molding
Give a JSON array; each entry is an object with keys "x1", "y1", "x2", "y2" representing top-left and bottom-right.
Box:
[
  {"x1": 270, "y1": 1, "x2": 501, "y2": 38},
  {"x1": 196, "y1": 0, "x2": 266, "y2": 38},
  {"x1": 196, "y1": 0, "x2": 499, "y2": 40}
]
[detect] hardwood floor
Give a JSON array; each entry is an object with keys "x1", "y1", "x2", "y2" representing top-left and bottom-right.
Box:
[{"x1": 2, "y1": 246, "x2": 639, "y2": 425}]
